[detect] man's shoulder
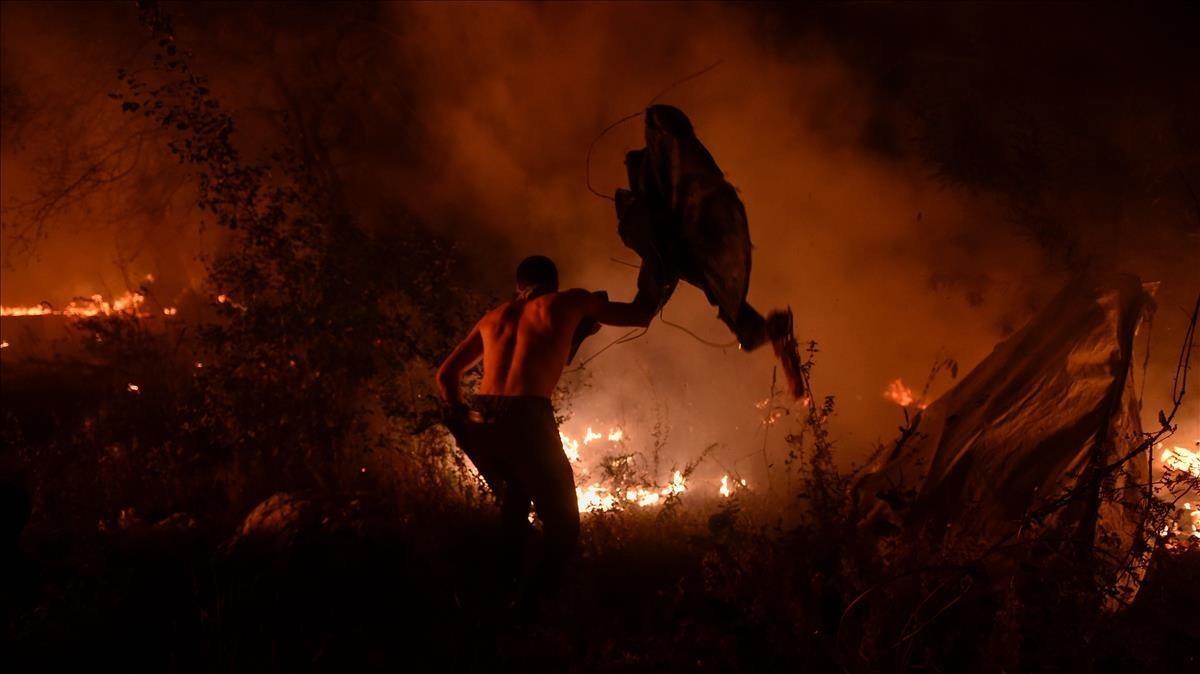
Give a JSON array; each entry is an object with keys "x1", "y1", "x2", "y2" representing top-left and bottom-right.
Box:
[
  {"x1": 480, "y1": 301, "x2": 513, "y2": 323},
  {"x1": 549, "y1": 288, "x2": 603, "y2": 309},
  {"x1": 554, "y1": 288, "x2": 595, "y2": 300}
]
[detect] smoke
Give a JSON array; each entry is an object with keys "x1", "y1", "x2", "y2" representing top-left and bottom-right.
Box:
[
  {"x1": 2, "y1": 2, "x2": 1196, "y2": 476},
  {"x1": 367, "y1": 3, "x2": 1032, "y2": 468}
]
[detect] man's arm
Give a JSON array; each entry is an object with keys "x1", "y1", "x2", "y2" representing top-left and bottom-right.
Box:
[
  {"x1": 590, "y1": 257, "x2": 679, "y2": 327},
  {"x1": 572, "y1": 287, "x2": 660, "y2": 328},
  {"x1": 436, "y1": 323, "x2": 483, "y2": 406}
]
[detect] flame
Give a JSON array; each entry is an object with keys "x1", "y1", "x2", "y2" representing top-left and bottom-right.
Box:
[
  {"x1": 0, "y1": 303, "x2": 52, "y2": 317},
  {"x1": 558, "y1": 424, "x2": 720, "y2": 513},
  {"x1": 884, "y1": 378, "x2": 915, "y2": 407},
  {"x1": 486, "y1": 418, "x2": 752, "y2": 515},
  {"x1": 2, "y1": 291, "x2": 154, "y2": 318},
  {"x1": 1161, "y1": 501, "x2": 1200, "y2": 543},
  {"x1": 558, "y1": 431, "x2": 581, "y2": 463},
  {"x1": 1161, "y1": 445, "x2": 1200, "y2": 478},
  {"x1": 575, "y1": 483, "x2": 619, "y2": 512},
  {"x1": 574, "y1": 469, "x2": 689, "y2": 513},
  {"x1": 883, "y1": 378, "x2": 930, "y2": 410},
  {"x1": 0, "y1": 340, "x2": 8, "y2": 349},
  {"x1": 719, "y1": 474, "x2": 749, "y2": 498},
  {"x1": 1157, "y1": 443, "x2": 1200, "y2": 547}
]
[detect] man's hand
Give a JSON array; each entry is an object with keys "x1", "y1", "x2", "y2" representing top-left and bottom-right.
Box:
[{"x1": 436, "y1": 323, "x2": 484, "y2": 409}]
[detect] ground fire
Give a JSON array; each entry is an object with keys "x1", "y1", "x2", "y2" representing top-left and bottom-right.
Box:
[
  {"x1": 553, "y1": 423, "x2": 746, "y2": 512},
  {"x1": 1, "y1": 290, "x2": 175, "y2": 318}
]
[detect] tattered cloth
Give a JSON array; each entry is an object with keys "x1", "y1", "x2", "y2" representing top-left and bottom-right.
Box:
[
  {"x1": 613, "y1": 105, "x2": 805, "y2": 397},
  {"x1": 855, "y1": 274, "x2": 1155, "y2": 608}
]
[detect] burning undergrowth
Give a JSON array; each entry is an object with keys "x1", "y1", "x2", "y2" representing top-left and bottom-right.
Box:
[
  {"x1": 7, "y1": 279, "x2": 1196, "y2": 672},
  {"x1": 5, "y1": 283, "x2": 1199, "y2": 672},
  {"x1": 554, "y1": 421, "x2": 745, "y2": 513}
]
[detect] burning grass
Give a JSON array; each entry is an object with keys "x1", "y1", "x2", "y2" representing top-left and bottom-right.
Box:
[
  {"x1": 553, "y1": 423, "x2": 744, "y2": 513},
  {"x1": 5, "y1": 309, "x2": 1198, "y2": 673}
]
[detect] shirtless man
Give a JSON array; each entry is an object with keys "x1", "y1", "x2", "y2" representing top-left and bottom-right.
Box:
[{"x1": 436, "y1": 255, "x2": 657, "y2": 608}]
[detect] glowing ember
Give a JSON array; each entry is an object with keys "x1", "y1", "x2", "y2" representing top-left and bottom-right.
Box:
[
  {"x1": 0, "y1": 340, "x2": 8, "y2": 349},
  {"x1": 162, "y1": 307, "x2": 178, "y2": 316},
  {"x1": 127, "y1": 383, "x2": 140, "y2": 392},
  {"x1": 213, "y1": 293, "x2": 247, "y2": 311}
]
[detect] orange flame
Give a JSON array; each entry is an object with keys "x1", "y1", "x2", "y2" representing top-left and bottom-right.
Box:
[
  {"x1": 719, "y1": 474, "x2": 748, "y2": 498},
  {"x1": 1161, "y1": 445, "x2": 1200, "y2": 478},
  {"x1": 1, "y1": 291, "x2": 162, "y2": 318},
  {"x1": 557, "y1": 424, "x2": 722, "y2": 513},
  {"x1": 883, "y1": 378, "x2": 915, "y2": 407}
]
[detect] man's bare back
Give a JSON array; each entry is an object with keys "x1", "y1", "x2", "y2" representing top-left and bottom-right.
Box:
[
  {"x1": 477, "y1": 291, "x2": 587, "y2": 398},
  {"x1": 438, "y1": 288, "x2": 654, "y2": 405}
]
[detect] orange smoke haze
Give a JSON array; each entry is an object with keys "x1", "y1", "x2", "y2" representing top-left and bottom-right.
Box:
[{"x1": 2, "y1": 3, "x2": 1197, "y2": 477}]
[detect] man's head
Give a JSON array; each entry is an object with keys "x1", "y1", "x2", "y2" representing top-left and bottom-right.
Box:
[{"x1": 516, "y1": 255, "x2": 559, "y2": 297}]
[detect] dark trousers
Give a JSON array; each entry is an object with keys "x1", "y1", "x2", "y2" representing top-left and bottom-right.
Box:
[{"x1": 452, "y1": 395, "x2": 580, "y2": 598}]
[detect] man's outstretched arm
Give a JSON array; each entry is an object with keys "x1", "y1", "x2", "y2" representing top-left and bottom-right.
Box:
[
  {"x1": 436, "y1": 324, "x2": 483, "y2": 407},
  {"x1": 570, "y1": 286, "x2": 662, "y2": 328},
  {"x1": 592, "y1": 292, "x2": 657, "y2": 327}
]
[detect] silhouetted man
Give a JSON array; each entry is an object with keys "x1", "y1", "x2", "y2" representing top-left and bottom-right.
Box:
[{"x1": 437, "y1": 255, "x2": 656, "y2": 614}]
